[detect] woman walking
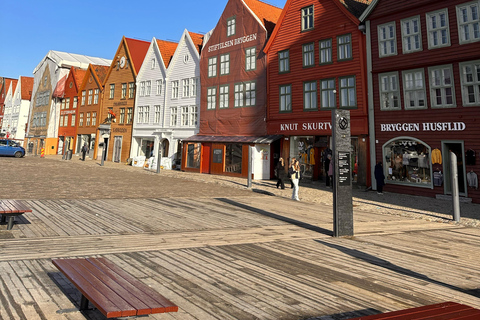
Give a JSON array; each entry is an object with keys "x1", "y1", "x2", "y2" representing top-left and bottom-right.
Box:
[
  {"x1": 275, "y1": 157, "x2": 287, "y2": 189},
  {"x1": 290, "y1": 159, "x2": 301, "y2": 201},
  {"x1": 374, "y1": 161, "x2": 385, "y2": 194}
]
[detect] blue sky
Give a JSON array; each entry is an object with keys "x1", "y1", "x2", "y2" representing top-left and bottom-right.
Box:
[{"x1": 0, "y1": 0, "x2": 287, "y2": 79}]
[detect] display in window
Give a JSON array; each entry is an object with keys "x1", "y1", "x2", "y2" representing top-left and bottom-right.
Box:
[{"x1": 291, "y1": 136, "x2": 314, "y2": 179}]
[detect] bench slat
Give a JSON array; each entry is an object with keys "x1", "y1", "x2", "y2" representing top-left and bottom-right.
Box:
[
  {"x1": 0, "y1": 200, "x2": 14, "y2": 214},
  {"x1": 348, "y1": 302, "x2": 480, "y2": 320},
  {"x1": 7, "y1": 200, "x2": 32, "y2": 213},
  {"x1": 53, "y1": 259, "x2": 134, "y2": 318},
  {"x1": 89, "y1": 257, "x2": 178, "y2": 313}
]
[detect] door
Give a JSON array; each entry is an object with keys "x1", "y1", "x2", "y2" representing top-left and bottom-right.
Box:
[
  {"x1": 58, "y1": 137, "x2": 64, "y2": 155},
  {"x1": 201, "y1": 143, "x2": 211, "y2": 174},
  {"x1": 442, "y1": 141, "x2": 467, "y2": 196},
  {"x1": 113, "y1": 136, "x2": 122, "y2": 163}
]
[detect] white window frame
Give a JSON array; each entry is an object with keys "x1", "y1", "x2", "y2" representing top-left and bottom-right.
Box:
[
  {"x1": 428, "y1": 64, "x2": 456, "y2": 108},
  {"x1": 92, "y1": 112, "x2": 96, "y2": 126},
  {"x1": 320, "y1": 78, "x2": 336, "y2": 109},
  {"x1": 71, "y1": 114, "x2": 76, "y2": 127},
  {"x1": 338, "y1": 34, "x2": 352, "y2": 60},
  {"x1": 154, "y1": 105, "x2": 161, "y2": 123},
  {"x1": 73, "y1": 97, "x2": 78, "y2": 108},
  {"x1": 81, "y1": 91, "x2": 86, "y2": 105},
  {"x1": 220, "y1": 54, "x2": 230, "y2": 75},
  {"x1": 140, "y1": 81, "x2": 145, "y2": 97},
  {"x1": 137, "y1": 106, "x2": 144, "y2": 124},
  {"x1": 145, "y1": 81, "x2": 151, "y2": 96},
  {"x1": 302, "y1": 5, "x2": 314, "y2": 31},
  {"x1": 219, "y1": 85, "x2": 229, "y2": 109},
  {"x1": 402, "y1": 69, "x2": 427, "y2": 109},
  {"x1": 156, "y1": 80, "x2": 163, "y2": 95},
  {"x1": 378, "y1": 22, "x2": 397, "y2": 57},
  {"x1": 121, "y1": 83, "x2": 127, "y2": 99},
  {"x1": 234, "y1": 83, "x2": 243, "y2": 107},
  {"x1": 207, "y1": 87, "x2": 216, "y2": 110},
  {"x1": 245, "y1": 81, "x2": 256, "y2": 107},
  {"x1": 208, "y1": 57, "x2": 217, "y2": 77},
  {"x1": 426, "y1": 8, "x2": 451, "y2": 49},
  {"x1": 456, "y1": 1, "x2": 480, "y2": 44},
  {"x1": 379, "y1": 72, "x2": 401, "y2": 110},
  {"x1": 190, "y1": 78, "x2": 197, "y2": 97},
  {"x1": 459, "y1": 60, "x2": 480, "y2": 106},
  {"x1": 171, "y1": 81, "x2": 179, "y2": 99},
  {"x1": 227, "y1": 17, "x2": 236, "y2": 36},
  {"x1": 144, "y1": 106, "x2": 150, "y2": 123},
  {"x1": 340, "y1": 76, "x2": 357, "y2": 108},
  {"x1": 170, "y1": 107, "x2": 177, "y2": 127},
  {"x1": 182, "y1": 79, "x2": 190, "y2": 98},
  {"x1": 129, "y1": 82, "x2": 135, "y2": 98},
  {"x1": 109, "y1": 84, "x2": 115, "y2": 99},
  {"x1": 181, "y1": 106, "x2": 189, "y2": 126},
  {"x1": 189, "y1": 105, "x2": 198, "y2": 126},
  {"x1": 401, "y1": 16, "x2": 423, "y2": 54},
  {"x1": 94, "y1": 89, "x2": 99, "y2": 104},
  {"x1": 245, "y1": 47, "x2": 256, "y2": 71}
]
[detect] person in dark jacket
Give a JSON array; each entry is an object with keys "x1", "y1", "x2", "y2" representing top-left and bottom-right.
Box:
[
  {"x1": 374, "y1": 161, "x2": 385, "y2": 194},
  {"x1": 275, "y1": 157, "x2": 287, "y2": 189}
]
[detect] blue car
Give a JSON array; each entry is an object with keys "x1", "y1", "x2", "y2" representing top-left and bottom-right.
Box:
[{"x1": 0, "y1": 139, "x2": 26, "y2": 157}]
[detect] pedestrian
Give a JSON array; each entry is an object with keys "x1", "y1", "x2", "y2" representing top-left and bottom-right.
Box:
[
  {"x1": 81, "y1": 143, "x2": 89, "y2": 161},
  {"x1": 275, "y1": 157, "x2": 287, "y2": 189},
  {"x1": 291, "y1": 159, "x2": 301, "y2": 201},
  {"x1": 328, "y1": 155, "x2": 333, "y2": 188},
  {"x1": 288, "y1": 157, "x2": 296, "y2": 189},
  {"x1": 374, "y1": 161, "x2": 385, "y2": 194},
  {"x1": 325, "y1": 153, "x2": 331, "y2": 186}
]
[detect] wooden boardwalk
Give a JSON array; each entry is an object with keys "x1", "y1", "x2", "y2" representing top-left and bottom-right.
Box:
[{"x1": 0, "y1": 196, "x2": 479, "y2": 320}]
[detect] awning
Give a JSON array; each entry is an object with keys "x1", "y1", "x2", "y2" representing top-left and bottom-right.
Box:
[
  {"x1": 52, "y1": 75, "x2": 67, "y2": 98},
  {"x1": 183, "y1": 134, "x2": 283, "y2": 144}
]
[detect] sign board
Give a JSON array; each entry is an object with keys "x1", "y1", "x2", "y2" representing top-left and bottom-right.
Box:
[{"x1": 338, "y1": 152, "x2": 351, "y2": 186}]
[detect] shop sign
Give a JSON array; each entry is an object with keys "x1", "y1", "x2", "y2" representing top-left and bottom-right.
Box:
[
  {"x1": 380, "y1": 122, "x2": 466, "y2": 132},
  {"x1": 208, "y1": 33, "x2": 258, "y2": 52},
  {"x1": 112, "y1": 127, "x2": 128, "y2": 133},
  {"x1": 61, "y1": 109, "x2": 76, "y2": 115},
  {"x1": 280, "y1": 121, "x2": 332, "y2": 132}
]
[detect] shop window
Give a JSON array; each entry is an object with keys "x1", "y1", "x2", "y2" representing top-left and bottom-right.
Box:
[
  {"x1": 290, "y1": 136, "x2": 315, "y2": 180},
  {"x1": 187, "y1": 143, "x2": 201, "y2": 168},
  {"x1": 383, "y1": 137, "x2": 432, "y2": 187},
  {"x1": 225, "y1": 144, "x2": 242, "y2": 174}
]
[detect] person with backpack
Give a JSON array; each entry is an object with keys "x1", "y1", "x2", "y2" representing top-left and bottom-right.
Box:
[{"x1": 290, "y1": 159, "x2": 301, "y2": 201}]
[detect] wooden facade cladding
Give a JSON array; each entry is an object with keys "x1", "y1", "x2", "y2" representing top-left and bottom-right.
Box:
[
  {"x1": 366, "y1": 0, "x2": 480, "y2": 201},
  {"x1": 60, "y1": 68, "x2": 83, "y2": 143},
  {"x1": 265, "y1": 0, "x2": 369, "y2": 137}
]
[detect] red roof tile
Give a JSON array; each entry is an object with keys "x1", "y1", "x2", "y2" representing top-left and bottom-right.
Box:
[
  {"x1": 125, "y1": 37, "x2": 151, "y2": 74},
  {"x1": 21, "y1": 77, "x2": 34, "y2": 100},
  {"x1": 73, "y1": 68, "x2": 87, "y2": 90},
  {"x1": 156, "y1": 39, "x2": 178, "y2": 68},
  {"x1": 243, "y1": 0, "x2": 283, "y2": 33},
  {"x1": 188, "y1": 32, "x2": 204, "y2": 54},
  {"x1": 92, "y1": 65, "x2": 109, "y2": 84}
]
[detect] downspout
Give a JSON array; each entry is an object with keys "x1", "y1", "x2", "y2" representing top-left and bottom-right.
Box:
[{"x1": 365, "y1": 20, "x2": 377, "y2": 190}]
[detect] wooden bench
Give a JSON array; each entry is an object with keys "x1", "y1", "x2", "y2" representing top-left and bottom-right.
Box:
[
  {"x1": 52, "y1": 257, "x2": 178, "y2": 318},
  {"x1": 348, "y1": 301, "x2": 480, "y2": 319},
  {"x1": 0, "y1": 200, "x2": 32, "y2": 230}
]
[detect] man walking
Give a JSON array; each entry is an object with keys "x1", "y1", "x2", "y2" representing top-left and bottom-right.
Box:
[{"x1": 81, "y1": 143, "x2": 89, "y2": 161}]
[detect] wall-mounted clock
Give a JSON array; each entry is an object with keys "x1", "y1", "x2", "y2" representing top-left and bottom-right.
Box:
[{"x1": 120, "y1": 56, "x2": 126, "y2": 68}]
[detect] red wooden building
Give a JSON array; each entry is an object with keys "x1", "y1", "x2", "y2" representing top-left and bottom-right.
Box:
[
  {"x1": 361, "y1": 0, "x2": 480, "y2": 202},
  {"x1": 264, "y1": 0, "x2": 372, "y2": 184},
  {"x1": 182, "y1": 0, "x2": 282, "y2": 179}
]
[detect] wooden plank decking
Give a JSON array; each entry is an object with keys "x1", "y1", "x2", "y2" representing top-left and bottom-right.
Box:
[{"x1": 0, "y1": 196, "x2": 479, "y2": 320}]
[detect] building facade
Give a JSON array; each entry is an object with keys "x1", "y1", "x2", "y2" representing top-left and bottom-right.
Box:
[
  {"x1": 182, "y1": 0, "x2": 282, "y2": 179},
  {"x1": 0, "y1": 78, "x2": 18, "y2": 136},
  {"x1": 362, "y1": 0, "x2": 480, "y2": 202},
  {"x1": 264, "y1": 0, "x2": 371, "y2": 184},
  {"x1": 8, "y1": 76, "x2": 33, "y2": 143}
]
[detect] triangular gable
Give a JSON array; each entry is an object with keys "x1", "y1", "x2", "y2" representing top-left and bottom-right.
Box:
[
  {"x1": 167, "y1": 30, "x2": 202, "y2": 77},
  {"x1": 73, "y1": 68, "x2": 87, "y2": 90},
  {"x1": 340, "y1": 0, "x2": 372, "y2": 19},
  {"x1": 156, "y1": 39, "x2": 178, "y2": 68},
  {"x1": 21, "y1": 77, "x2": 34, "y2": 100},
  {"x1": 125, "y1": 37, "x2": 151, "y2": 74}
]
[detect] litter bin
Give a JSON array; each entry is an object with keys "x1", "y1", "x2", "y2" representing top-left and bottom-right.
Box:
[{"x1": 66, "y1": 150, "x2": 72, "y2": 160}]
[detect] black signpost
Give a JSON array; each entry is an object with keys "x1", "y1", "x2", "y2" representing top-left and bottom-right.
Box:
[{"x1": 332, "y1": 109, "x2": 354, "y2": 237}]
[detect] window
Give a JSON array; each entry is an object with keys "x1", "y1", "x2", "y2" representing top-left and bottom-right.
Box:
[
  {"x1": 245, "y1": 47, "x2": 256, "y2": 71},
  {"x1": 319, "y1": 39, "x2": 332, "y2": 64},
  {"x1": 156, "y1": 80, "x2": 163, "y2": 95},
  {"x1": 60, "y1": 99, "x2": 65, "y2": 110},
  {"x1": 121, "y1": 83, "x2": 127, "y2": 99},
  {"x1": 186, "y1": 143, "x2": 201, "y2": 168},
  {"x1": 71, "y1": 114, "x2": 76, "y2": 127},
  {"x1": 303, "y1": 81, "x2": 317, "y2": 110},
  {"x1": 219, "y1": 85, "x2": 229, "y2": 109},
  {"x1": 81, "y1": 91, "x2": 86, "y2": 105},
  {"x1": 183, "y1": 79, "x2": 190, "y2": 97},
  {"x1": 225, "y1": 144, "x2": 242, "y2": 174},
  {"x1": 457, "y1": 2, "x2": 480, "y2": 44},
  {"x1": 170, "y1": 107, "x2": 177, "y2": 126},
  {"x1": 107, "y1": 108, "x2": 113, "y2": 123},
  {"x1": 279, "y1": 50, "x2": 290, "y2": 73},
  {"x1": 401, "y1": 16, "x2": 422, "y2": 53},
  {"x1": 127, "y1": 107, "x2": 133, "y2": 124},
  {"x1": 208, "y1": 57, "x2": 217, "y2": 77},
  {"x1": 86, "y1": 112, "x2": 91, "y2": 126},
  {"x1": 140, "y1": 82, "x2": 145, "y2": 96},
  {"x1": 154, "y1": 105, "x2": 161, "y2": 123},
  {"x1": 94, "y1": 89, "x2": 99, "y2": 104},
  {"x1": 190, "y1": 78, "x2": 197, "y2": 96},
  {"x1": 181, "y1": 106, "x2": 189, "y2": 126},
  {"x1": 92, "y1": 112, "x2": 96, "y2": 126},
  {"x1": 234, "y1": 84, "x2": 243, "y2": 107},
  {"x1": 279, "y1": 85, "x2": 292, "y2": 112},
  {"x1": 338, "y1": 34, "x2": 352, "y2": 60},
  {"x1": 151, "y1": 58, "x2": 156, "y2": 69},
  {"x1": 79, "y1": 113, "x2": 84, "y2": 126},
  {"x1": 459, "y1": 60, "x2": 480, "y2": 106},
  {"x1": 207, "y1": 87, "x2": 216, "y2": 110},
  {"x1": 88, "y1": 89, "x2": 93, "y2": 105},
  {"x1": 145, "y1": 81, "x2": 151, "y2": 96},
  {"x1": 189, "y1": 106, "x2": 197, "y2": 126},
  {"x1": 227, "y1": 17, "x2": 236, "y2": 36},
  {"x1": 378, "y1": 23, "x2": 396, "y2": 57},
  {"x1": 73, "y1": 97, "x2": 78, "y2": 108},
  {"x1": 245, "y1": 82, "x2": 256, "y2": 106},
  {"x1": 302, "y1": 5, "x2": 314, "y2": 31},
  {"x1": 303, "y1": 43, "x2": 315, "y2": 67},
  {"x1": 137, "y1": 106, "x2": 144, "y2": 124},
  {"x1": 144, "y1": 106, "x2": 150, "y2": 123},
  {"x1": 379, "y1": 72, "x2": 401, "y2": 110},
  {"x1": 109, "y1": 84, "x2": 115, "y2": 99},
  {"x1": 220, "y1": 54, "x2": 230, "y2": 75},
  {"x1": 403, "y1": 69, "x2": 427, "y2": 109},
  {"x1": 59, "y1": 115, "x2": 64, "y2": 127},
  {"x1": 119, "y1": 108, "x2": 125, "y2": 124},
  {"x1": 172, "y1": 81, "x2": 179, "y2": 99},
  {"x1": 340, "y1": 76, "x2": 356, "y2": 108},
  {"x1": 426, "y1": 9, "x2": 450, "y2": 48},
  {"x1": 66, "y1": 98, "x2": 70, "y2": 109},
  {"x1": 429, "y1": 65, "x2": 455, "y2": 108},
  {"x1": 320, "y1": 79, "x2": 336, "y2": 109},
  {"x1": 129, "y1": 82, "x2": 135, "y2": 98}
]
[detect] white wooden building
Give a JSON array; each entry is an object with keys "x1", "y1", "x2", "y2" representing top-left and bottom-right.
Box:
[{"x1": 7, "y1": 77, "x2": 34, "y2": 143}]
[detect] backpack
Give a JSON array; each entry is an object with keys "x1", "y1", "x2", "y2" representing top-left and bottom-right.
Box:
[{"x1": 288, "y1": 167, "x2": 294, "y2": 178}]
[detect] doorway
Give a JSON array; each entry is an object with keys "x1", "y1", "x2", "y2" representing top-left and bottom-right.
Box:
[
  {"x1": 442, "y1": 141, "x2": 467, "y2": 197},
  {"x1": 113, "y1": 136, "x2": 122, "y2": 163}
]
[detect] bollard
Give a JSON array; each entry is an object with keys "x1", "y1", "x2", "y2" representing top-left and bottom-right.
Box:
[
  {"x1": 450, "y1": 151, "x2": 460, "y2": 222},
  {"x1": 101, "y1": 144, "x2": 105, "y2": 166},
  {"x1": 247, "y1": 146, "x2": 252, "y2": 188},
  {"x1": 156, "y1": 147, "x2": 162, "y2": 174}
]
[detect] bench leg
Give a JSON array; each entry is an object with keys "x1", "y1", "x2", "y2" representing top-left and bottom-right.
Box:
[
  {"x1": 7, "y1": 217, "x2": 14, "y2": 230},
  {"x1": 80, "y1": 295, "x2": 89, "y2": 311}
]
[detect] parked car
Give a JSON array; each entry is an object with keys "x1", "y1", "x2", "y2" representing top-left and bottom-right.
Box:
[{"x1": 0, "y1": 139, "x2": 25, "y2": 157}]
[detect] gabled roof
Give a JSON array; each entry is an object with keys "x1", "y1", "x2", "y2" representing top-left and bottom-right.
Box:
[
  {"x1": 33, "y1": 50, "x2": 111, "y2": 74},
  {"x1": 340, "y1": 0, "x2": 372, "y2": 19},
  {"x1": 20, "y1": 77, "x2": 34, "y2": 100},
  {"x1": 125, "y1": 37, "x2": 151, "y2": 74},
  {"x1": 72, "y1": 67, "x2": 87, "y2": 90},
  {"x1": 53, "y1": 75, "x2": 67, "y2": 98},
  {"x1": 92, "y1": 65, "x2": 109, "y2": 84},
  {"x1": 156, "y1": 39, "x2": 178, "y2": 68},
  {"x1": 188, "y1": 32, "x2": 204, "y2": 54},
  {"x1": 243, "y1": 0, "x2": 283, "y2": 34}
]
